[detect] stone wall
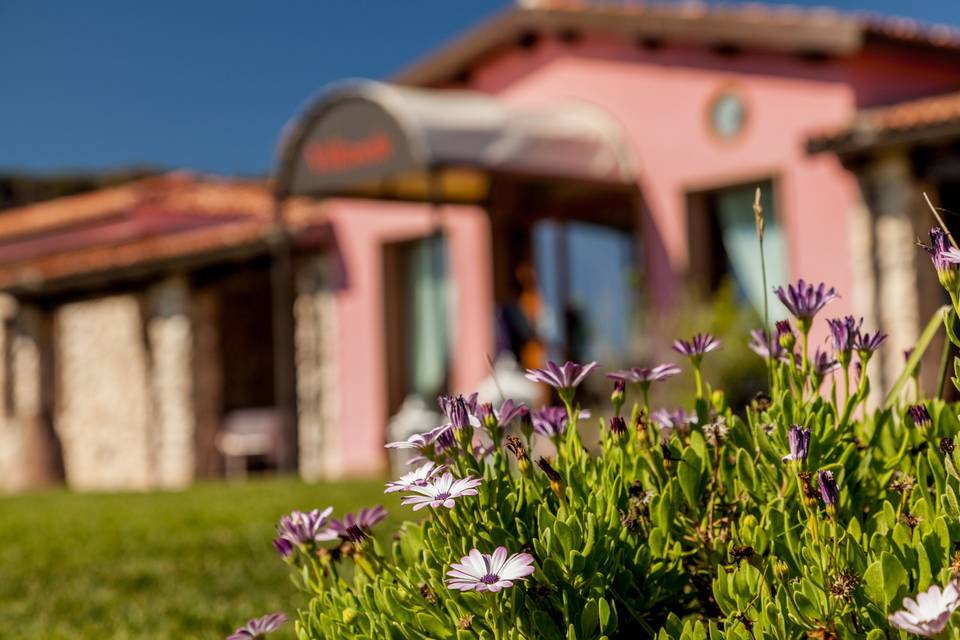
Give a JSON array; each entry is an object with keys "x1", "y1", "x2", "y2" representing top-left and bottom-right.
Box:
[
  {"x1": 0, "y1": 297, "x2": 23, "y2": 491},
  {"x1": 851, "y1": 151, "x2": 945, "y2": 404},
  {"x1": 55, "y1": 294, "x2": 154, "y2": 490},
  {"x1": 42, "y1": 278, "x2": 198, "y2": 491},
  {"x1": 146, "y1": 277, "x2": 195, "y2": 489},
  {"x1": 294, "y1": 253, "x2": 341, "y2": 480}
]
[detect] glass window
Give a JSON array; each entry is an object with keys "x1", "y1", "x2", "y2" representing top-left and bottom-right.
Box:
[
  {"x1": 714, "y1": 183, "x2": 788, "y2": 316},
  {"x1": 406, "y1": 234, "x2": 449, "y2": 397},
  {"x1": 383, "y1": 234, "x2": 449, "y2": 414},
  {"x1": 534, "y1": 221, "x2": 637, "y2": 364},
  {"x1": 688, "y1": 180, "x2": 788, "y2": 317}
]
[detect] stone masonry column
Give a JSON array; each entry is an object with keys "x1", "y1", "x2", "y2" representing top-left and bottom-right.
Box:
[
  {"x1": 145, "y1": 276, "x2": 196, "y2": 489},
  {"x1": 294, "y1": 253, "x2": 341, "y2": 481},
  {"x1": 15, "y1": 302, "x2": 64, "y2": 488},
  {"x1": 862, "y1": 152, "x2": 922, "y2": 396}
]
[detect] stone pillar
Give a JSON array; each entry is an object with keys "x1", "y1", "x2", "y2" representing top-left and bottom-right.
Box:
[
  {"x1": 862, "y1": 153, "x2": 922, "y2": 395},
  {"x1": 13, "y1": 303, "x2": 64, "y2": 489},
  {"x1": 294, "y1": 253, "x2": 341, "y2": 480},
  {"x1": 55, "y1": 295, "x2": 151, "y2": 490},
  {"x1": 145, "y1": 276, "x2": 195, "y2": 489},
  {"x1": 0, "y1": 295, "x2": 24, "y2": 492}
]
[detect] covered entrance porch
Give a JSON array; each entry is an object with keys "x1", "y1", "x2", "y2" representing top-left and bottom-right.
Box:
[{"x1": 274, "y1": 80, "x2": 647, "y2": 475}]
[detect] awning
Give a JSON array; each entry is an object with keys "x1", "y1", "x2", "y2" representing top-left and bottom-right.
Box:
[{"x1": 274, "y1": 80, "x2": 636, "y2": 202}]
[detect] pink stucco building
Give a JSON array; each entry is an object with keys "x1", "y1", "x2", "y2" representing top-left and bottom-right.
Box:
[
  {"x1": 278, "y1": 2, "x2": 960, "y2": 478},
  {"x1": 3, "y1": 2, "x2": 960, "y2": 490}
]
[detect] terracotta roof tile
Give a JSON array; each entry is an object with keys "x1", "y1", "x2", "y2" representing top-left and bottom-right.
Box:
[
  {"x1": 396, "y1": 2, "x2": 960, "y2": 86},
  {"x1": 0, "y1": 172, "x2": 329, "y2": 291},
  {"x1": 808, "y1": 91, "x2": 960, "y2": 153}
]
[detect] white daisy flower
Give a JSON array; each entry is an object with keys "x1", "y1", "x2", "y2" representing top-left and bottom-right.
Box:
[
  {"x1": 384, "y1": 461, "x2": 448, "y2": 494},
  {"x1": 399, "y1": 472, "x2": 482, "y2": 511},
  {"x1": 889, "y1": 581, "x2": 960, "y2": 637},
  {"x1": 446, "y1": 547, "x2": 535, "y2": 592}
]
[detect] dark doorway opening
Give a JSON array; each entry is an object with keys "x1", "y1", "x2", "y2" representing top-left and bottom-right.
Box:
[{"x1": 193, "y1": 257, "x2": 280, "y2": 474}]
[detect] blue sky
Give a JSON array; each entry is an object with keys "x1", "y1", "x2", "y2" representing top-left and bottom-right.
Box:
[{"x1": 2, "y1": 0, "x2": 958, "y2": 176}]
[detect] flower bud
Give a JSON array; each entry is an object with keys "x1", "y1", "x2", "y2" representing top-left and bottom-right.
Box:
[
  {"x1": 925, "y1": 227, "x2": 960, "y2": 295},
  {"x1": 609, "y1": 415, "x2": 627, "y2": 438},
  {"x1": 908, "y1": 404, "x2": 932, "y2": 431},
  {"x1": 477, "y1": 402, "x2": 498, "y2": 432},
  {"x1": 781, "y1": 424, "x2": 810, "y2": 465},
  {"x1": 773, "y1": 558, "x2": 790, "y2": 583},
  {"x1": 776, "y1": 320, "x2": 796, "y2": 352},
  {"x1": 817, "y1": 470, "x2": 839, "y2": 513},
  {"x1": 505, "y1": 436, "x2": 531, "y2": 475},
  {"x1": 537, "y1": 457, "x2": 564, "y2": 499},
  {"x1": 798, "y1": 472, "x2": 818, "y2": 508},
  {"x1": 611, "y1": 379, "x2": 625, "y2": 414}
]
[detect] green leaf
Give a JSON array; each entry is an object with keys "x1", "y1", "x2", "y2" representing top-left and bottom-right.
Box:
[
  {"x1": 598, "y1": 597, "x2": 612, "y2": 633},
  {"x1": 416, "y1": 612, "x2": 452, "y2": 638},
  {"x1": 678, "y1": 447, "x2": 703, "y2": 509},
  {"x1": 885, "y1": 305, "x2": 948, "y2": 407},
  {"x1": 736, "y1": 448, "x2": 756, "y2": 493},
  {"x1": 581, "y1": 599, "x2": 599, "y2": 638},
  {"x1": 944, "y1": 485, "x2": 960, "y2": 520},
  {"x1": 532, "y1": 611, "x2": 564, "y2": 640},
  {"x1": 863, "y1": 552, "x2": 907, "y2": 611}
]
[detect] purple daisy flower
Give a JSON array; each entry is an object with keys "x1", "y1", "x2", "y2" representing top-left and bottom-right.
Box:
[
  {"x1": 651, "y1": 408, "x2": 697, "y2": 441},
  {"x1": 471, "y1": 441, "x2": 496, "y2": 460},
  {"x1": 438, "y1": 393, "x2": 478, "y2": 430},
  {"x1": 817, "y1": 470, "x2": 839, "y2": 507},
  {"x1": 328, "y1": 506, "x2": 388, "y2": 540},
  {"x1": 446, "y1": 547, "x2": 536, "y2": 593},
  {"x1": 748, "y1": 329, "x2": 786, "y2": 361},
  {"x1": 826, "y1": 316, "x2": 861, "y2": 363},
  {"x1": 854, "y1": 329, "x2": 887, "y2": 359},
  {"x1": 923, "y1": 227, "x2": 960, "y2": 293},
  {"x1": 672, "y1": 333, "x2": 721, "y2": 360},
  {"x1": 271, "y1": 537, "x2": 294, "y2": 559},
  {"x1": 475, "y1": 399, "x2": 529, "y2": 430},
  {"x1": 384, "y1": 461, "x2": 448, "y2": 494},
  {"x1": 492, "y1": 399, "x2": 529, "y2": 425},
  {"x1": 781, "y1": 425, "x2": 811, "y2": 463},
  {"x1": 607, "y1": 364, "x2": 681, "y2": 385},
  {"x1": 651, "y1": 408, "x2": 697, "y2": 430},
  {"x1": 227, "y1": 612, "x2": 288, "y2": 640},
  {"x1": 810, "y1": 347, "x2": 839, "y2": 383},
  {"x1": 384, "y1": 432, "x2": 432, "y2": 451},
  {"x1": 524, "y1": 360, "x2": 598, "y2": 390},
  {"x1": 276, "y1": 507, "x2": 337, "y2": 546},
  {"x1": 427, "y1": 423, "x2": 458, "y2": 454},
  {"x1": 400, "y1": 472, "x2": 482, "y2": 511},
  {"x1": 532, "y1": 406, "x2": 569, "y2": 438},
  {"x1": 531, "y1": 406, "x2": 591, "y2": 438},
  {"x1": 774, "y1": 279, "x2": 839, "y2": 327}
]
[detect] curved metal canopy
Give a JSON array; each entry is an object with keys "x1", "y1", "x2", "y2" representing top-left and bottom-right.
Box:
[{"x1": 274, "y1": 79, "x2": 635, "y2": 201}]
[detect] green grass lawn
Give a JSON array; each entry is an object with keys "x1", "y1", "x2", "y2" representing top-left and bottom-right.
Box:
[{"x1": 0, "y1": 477, "x2": 399, "y2": 639}]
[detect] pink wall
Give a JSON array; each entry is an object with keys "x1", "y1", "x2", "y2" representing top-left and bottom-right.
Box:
[
  {"x1": 320, "y1": 33, "x2": 960, "y2": 476},
  {"x1": 468, "y1": 41, "x2": 857, "y2": 319},
  {"x1": 322, "y1": 199, "x2": 493, "y2": 476},
  {"x1": 459, "y1": 35, "x2": 960, "y2": 321}
]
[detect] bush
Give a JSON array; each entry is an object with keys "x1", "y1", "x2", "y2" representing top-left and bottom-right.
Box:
[{"x1": 242, "y1": 227, "x2": 960, "y2": 639}]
